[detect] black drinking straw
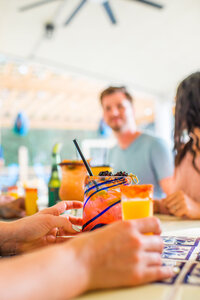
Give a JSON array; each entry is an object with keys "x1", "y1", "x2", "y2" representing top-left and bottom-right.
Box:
[{"x1": 73, "y1": 139, "x2": 93, "y2": 176}]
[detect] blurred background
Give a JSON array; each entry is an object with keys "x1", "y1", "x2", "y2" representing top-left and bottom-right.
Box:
[{"x1": 0, "y1": 0, "x2": 199, "y2": 189}]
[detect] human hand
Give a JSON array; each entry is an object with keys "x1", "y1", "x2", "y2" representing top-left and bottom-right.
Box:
[
  {"x1": 162, "y1": 190, "x2": 200, "y2": 219},
  {"x1": 3, "y1": 201, "x2": 83, "y2": 254},
  {"x1": 69, "y1": 217, "x2": 173, "y2": 291},
  {"x1": 0, "y1": 196, "x2": 25, "y2": 219},
  {"x1": 153, "y1": 199, "x2": 170, "y2": 215}
]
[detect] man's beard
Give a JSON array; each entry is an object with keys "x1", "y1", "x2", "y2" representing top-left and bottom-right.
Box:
[{"x1": 111, "y1": 124, "x2": 123, "y2": 133}]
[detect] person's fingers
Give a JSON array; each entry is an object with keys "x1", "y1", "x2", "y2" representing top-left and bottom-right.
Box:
[
  {"x1": 141, "y1": 266, "x2": 174, "y2": 284},
  {"x1": 18, "y1": 197, "x2": 25, "y2": 209},
  {"x1": 164, "y1": 191, "x2": 184, "y2": 204},
  {"x1": 48, "y1": 227, "x2": 58, "y2": 237},
  {"x1": 168, "y1": 203, "x2": 183, "y2": 215},
  {"x1": 173, "y1": 207, "x2": 186, "y2": 217},
  {"x1": 56, "y1": 236, "x2": 76, "y2": 243},
  {"x1": 58, "y1": 226, "x2": 81, "y2": 236},
  {"x1": 167, "y1": 204, "x2": 183, "y2": 214},
  {"x1": 65, "y1": 201, "x2": 83, "y2": 210},
  {"x1": 58, "y1": 214, "x2": 83, "y2": 225},
  {"x1": 163, "y1": 195, "x2": 178, "y2": 206},
  {"x1": 163, "y1": 193, "x2": 175, "y2": 201},
  {"x1": 46, "y1": 228, "x2": 79, "y2": 244},
  {"x1": 39, "y1": 202, "x2": 67, "y2": 216},
  {"x1": 40, "y1": 201, "x2": 83, "y2": 216},
  {"x1": 4, "y1": 206, "x2": 25, "y2": 218},
  {"x1": 142, "y1": 252, "x2": 162, "y2": 266},
  {"x1": 46, "y1": 234, "x2": 57, "y2": 243},
  {"x1": 141, "y1": 235, "x2": 163, "y2": 253},
  {"x1": 164, "y1": 198, "x2": 180, "y2": 208},
  {"x1": 168, "y1": 204, "x2": 183, "y2": 214},
  {"x1": 49, "y1": 215, "x2": 79, "y2": 234},
  {"x1": 68, "y1": 215, "x2": 83, "y2": 226},
  {"x1": 130, "y1": 217, "x2": 162, "y2": 235},
  {"x1": 14, "y1": 197, "x2": 25, "y2": 209}
]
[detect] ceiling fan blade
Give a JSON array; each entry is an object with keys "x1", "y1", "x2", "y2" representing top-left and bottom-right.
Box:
[
  {"x1": 133, "y1": 0, "x2": 164, "y2": 9},
  {"x1": 64, "y1": 0, "x2": 87, "y2": 26},
  {"x1": 19, "y1": 0, "x2": 60, "y2": 12},
  {"x1": 102, "y1": 1, "x2": 117, "y2": 24}
]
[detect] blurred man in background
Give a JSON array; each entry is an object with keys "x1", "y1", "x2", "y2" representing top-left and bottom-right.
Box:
[{"x1": 100, "y1": 86, "x2": 174, "y2": 199}]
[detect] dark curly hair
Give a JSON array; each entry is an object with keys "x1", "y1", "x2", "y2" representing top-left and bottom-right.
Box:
[{"x1": 174, "y1": 71, "x2": 200, "y2": 173}]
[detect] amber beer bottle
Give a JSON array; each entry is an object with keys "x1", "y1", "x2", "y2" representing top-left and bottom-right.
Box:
[{"x1": 48, "y1": 149, "x2": 61, "y2": 207}]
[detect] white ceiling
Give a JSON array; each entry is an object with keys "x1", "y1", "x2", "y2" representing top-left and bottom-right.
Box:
[{"x1": 0, "y1": 0, "x2": 200, "y2": 98}]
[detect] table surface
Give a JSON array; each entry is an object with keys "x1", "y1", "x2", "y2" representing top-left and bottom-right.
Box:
[{"x1": 76, "y1": 215, "x2": 200, "y2": 300}]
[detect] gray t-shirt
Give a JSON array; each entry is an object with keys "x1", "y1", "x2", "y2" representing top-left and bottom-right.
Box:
[{"x1": 108, "y1": 133, "x2": 174, "y2": 199}]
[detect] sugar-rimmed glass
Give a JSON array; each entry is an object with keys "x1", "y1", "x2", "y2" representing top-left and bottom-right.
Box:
[{"x1": 82, "y1": 175, "x2": 132, "y2": 232}]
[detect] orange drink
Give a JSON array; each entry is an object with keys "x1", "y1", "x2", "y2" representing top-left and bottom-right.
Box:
[
  {"x1": 121, "y1": 185, "x2": 153, "y2": 220},
  {"x1": 7, "y1": 186, "x2": 19, "y2": 199},
  {"x1": 59, "y1": 160, "x2": 88, "y2": 202},
  {"x1": 90, "y1": 165, "x2": 113, "y2": 176},
  {"x1": 83, "y1": 175, "x2": 132, "y2": 231},
  {"x1": 24, "y1": 187, "x2": 38, "y2": 216}
]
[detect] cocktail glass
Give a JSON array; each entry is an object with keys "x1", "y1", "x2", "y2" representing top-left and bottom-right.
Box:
[
  {"x1": 82, "y1": 175, "x2": 132, "y2": 232},
  {"x1": 24, "y1": 187, "x2": 38, "y2": 216},
  {"x1": 121, "y1": 184, "x2": 153, "y2": 220},
  {"x1": 59, "y1": 160, "x2": 88, "y2": 202},
  {"x1": 90, "y1": 165, "x2": 113, "y2": 176}
]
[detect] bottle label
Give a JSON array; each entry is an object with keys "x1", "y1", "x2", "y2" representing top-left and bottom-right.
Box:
[{"x1": 48, "y1": 187, "x2": 60, "y2": 207}]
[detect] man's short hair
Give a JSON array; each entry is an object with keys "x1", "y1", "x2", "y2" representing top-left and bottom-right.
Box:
[{"x1": 100, "y1": 86, "x2": 133, "y2": 104}]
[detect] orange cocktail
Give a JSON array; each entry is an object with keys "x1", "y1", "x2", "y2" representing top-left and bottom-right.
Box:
[
  {"x1": 59, "y1": 160, "x2": 88, "y2": 202},
  {"x1": 82, "y1": 175, "x2": 132, "y2": 231},
  {"x1": 90, "y1": 165, "x2": 113, "y2": 176},
  {"x1": 121, "y1": 185, "x2": 153, "y2": 220}
]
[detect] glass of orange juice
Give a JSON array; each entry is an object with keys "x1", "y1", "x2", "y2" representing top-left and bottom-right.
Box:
[
  {"x1": 121, "y1": 184, "x2": 153, "y2": 220},
  {"x1": 24, "y1": 187, "x2": 38, "y2": 216}
]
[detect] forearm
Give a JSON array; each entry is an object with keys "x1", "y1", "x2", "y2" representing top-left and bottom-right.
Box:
[
  {"x1": 160, "y1": 177, "x2": 173, "y2": 196},
  {"x1": 0, "y1": 222, "x2": 18, "y2": 256},
  {"x1": 0, "y1": 242, "x2": 90, "y2": 300}
]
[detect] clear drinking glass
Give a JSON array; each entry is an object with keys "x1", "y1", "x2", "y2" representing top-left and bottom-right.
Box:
[
  {"x1": 82, "y1": 175, "x2": 132, "y2": 232},
  {"x1": 121, "y1": 184, "x2": 153, "y2": 220},
  {"x1": 24, "y1": 187, "x2": 38, "y2": 216},
  {"x1": 59, "y1": 160, "x2": 88, "y2": 202}
]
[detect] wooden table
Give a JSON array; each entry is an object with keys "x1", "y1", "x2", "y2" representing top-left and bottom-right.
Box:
[{"x1": 76, "y1": 215, "x2": 200, "y2": 300}]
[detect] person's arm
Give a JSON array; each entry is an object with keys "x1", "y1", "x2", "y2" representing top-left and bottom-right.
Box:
[
  {"x1": 0, "y1": 196, "x2": 25, "y2": 219},
  {"x1": 0, "y1": 221, "x2": 14, "y2": 255},
  {"x1": 0, "y1": 201, "x2": 83, "y2": 256},
  {"x1": 0, "y1": 217, "x2": 173, "y2": 300},
  {"x1": 0, "y1": 242, "x2": 88, "y2": 300},
  {"x1": 150, "y1": 138, "x2": 174, "y2": 196},
  {"x1": 153, "y1": 198, "x2": 170, "y2": 214},
  {"x1": 162, "y1": 190, "x2": 200, "y2": 219},
  {"x1": 159, "y1": 177, "x2": 173, "y2": 196}
]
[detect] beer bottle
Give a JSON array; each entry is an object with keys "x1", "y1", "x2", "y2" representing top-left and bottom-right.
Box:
[{"x1": 48, "y1": 144, "x2": 61, "y2": 207}]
